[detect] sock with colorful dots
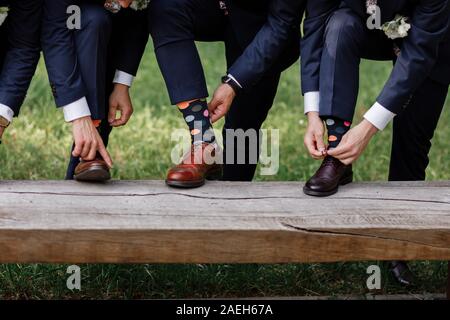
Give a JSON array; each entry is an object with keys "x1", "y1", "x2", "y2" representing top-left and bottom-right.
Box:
[
  {"x1": 177, "y1": 99, "x2": 216, "y2": 145},
  {"x1": 323, "y1": 117, "x2": 351, "y2": 149}
]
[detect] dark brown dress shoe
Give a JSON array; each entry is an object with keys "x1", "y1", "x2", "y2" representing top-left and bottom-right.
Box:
[
  {"x1": 166, "y1": 143, "x2": 223, "y2": 188},
  {"x1": 303, "y1": 156, "x2": 353, "y2": 197},
  {"x1": 389, "y1": 261, "x2": 415, "y2": 286},
  {"x1": 74, "y1": 158, "x2": 111, "y2": 182}
]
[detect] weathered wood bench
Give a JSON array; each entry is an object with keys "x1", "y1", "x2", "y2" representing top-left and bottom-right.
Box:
[{"x1": 0, "y1": 180, "x2": 449, "y2": 296}]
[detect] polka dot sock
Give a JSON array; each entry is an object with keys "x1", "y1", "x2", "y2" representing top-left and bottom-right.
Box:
[
  {"x1": 323, "y1": 117, "x2": 351, "y2": 149},
  {"x1": 177, "y1": 99, "x2": 216, "y2": 144}
]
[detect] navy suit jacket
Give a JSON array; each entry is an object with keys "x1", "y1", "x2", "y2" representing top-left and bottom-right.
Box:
[
  {"x1": 0, "y1": 0, "x2": 42, "y2": 115},
  {"x1": 226, "y1": 0, "x2": 306, "y2": 89},
  {"x1": 41, "y1": 0, "x2": 89, "y2": 108},
  {"x1": 301, "y1": 0, "x2": 450, "y2": 114}
]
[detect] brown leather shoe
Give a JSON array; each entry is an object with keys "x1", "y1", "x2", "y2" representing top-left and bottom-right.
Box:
[
  {"x1": 74, "y1": 158, "x2": 111, "y2": 182},
  {"x1": 303, "y1": 156, "x2": 353, "y2": 197},
  {"x1": 166, "y1": 143, "x2": 223, "y2": 188}
]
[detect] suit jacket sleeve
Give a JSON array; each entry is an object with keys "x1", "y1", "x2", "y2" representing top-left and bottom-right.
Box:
[
  {"x1": 41, "y1": 0, "x2": 87, "y2": 108},
  {"x1": 0, "y1": 0, "x2": 42, "y2": 114},
  {"x1": 300, "y1": 0, "x2": 340, "y2": 94},
  {"x1": 378, "y1": 0, "x2": 450, "y2": 114},
  {"x1": 112, "y1": 8, "x2": 149, "y2": 77},
  {"x1": 227, "y1": 0, "x2": 305, "y2": 89}
]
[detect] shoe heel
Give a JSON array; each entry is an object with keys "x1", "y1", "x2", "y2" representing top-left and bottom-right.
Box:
[
  {"x1": 206, "y1": 168, "x2": 223, "y2": 181},
  {"x1": 339, "y1": 172, "x2": 353, "y2": 186}
]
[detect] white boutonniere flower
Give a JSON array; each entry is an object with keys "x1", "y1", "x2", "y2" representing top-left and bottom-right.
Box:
[
  {"x1": 104, "y1": 0, "x2": 150, "y2": 13},
  {"x1": 381, "y1": 15, "x2": 411, "y2": 40},
  {"x1": 0, "y1": 7, "x2": 9, "y2": 26},
  {"x1": 130, "y1": 0, "x2": 151, "y2": 11}
]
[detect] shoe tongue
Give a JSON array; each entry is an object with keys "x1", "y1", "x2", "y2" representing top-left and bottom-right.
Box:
[
  {"x1": 324, "y1": 156, "x2": 335, "y2": 164},
  {"x1": 321, "y1": 156, "x2": 340, "y2": 169}
]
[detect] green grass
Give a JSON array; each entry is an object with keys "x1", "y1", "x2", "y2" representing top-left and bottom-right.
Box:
[{"x1": 0, "y1": 43, "x2": 449, "y2": 299}]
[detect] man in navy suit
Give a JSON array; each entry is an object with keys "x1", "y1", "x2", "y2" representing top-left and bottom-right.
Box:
[
  {"x1": 41, "y1": 0, "x2": 115, "y2": 181},
  {"x1": 146, "y1": 0, "x2": 305, "y2": 187},
  {"x1": 301, "y1": 0, "x2": 449, "y2": 195},
  {"x1": 64, "y1": 5, "x2": 149, "y2": 180},
  {"x1": 0, "y1": 0, "x2": 42, "y2": 142},
  {"x1": 300, "y1": 0, "x2": 449, "y2": 284}
]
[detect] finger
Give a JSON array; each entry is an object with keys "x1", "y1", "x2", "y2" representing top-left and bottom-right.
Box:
[
  {"x1": 210, "y1": 106, "x2": 224, "y2": 123},
  {"x1": 316, "y1": 134, "x2": 326, "y2": 154},
  {"x1": 72, "y1": 140, "x2": 83, "y2": 157},
  {"x1": 208, "y1": 99, "x2": 219, "y2": 112},
  {"x1": 338, "y1": 157, "x2": 354, "y2": 166},
  {"x1": 331, "y1": 149, "x2": 355, "y2": 162},
  {"x1": 86, "y1": 140, "x2": 98, "y2": 161},
  {"x1": 98, "y1": 144, "x2": 113, "y2": 168},
  {"x1": 111, "y1": 119, "x2": 127, "y2": 127},
  {"x1": 112, "y1": 109, "x2": 132, "y2": 127},
  {"x1": 327, "y1": 144, "x2": 349, "y2": 157},
  {"x1": 304, "y1": 135, "x2": 323, "y2": 158},
  {"x1": 80, "y1": 140, "x2": 92, "y2": 159},
  {"x1": 341, "y1": 149, "x2": 362, "y2": 164},
  {"x1": 336, "y1": 153, "x2": 353, "y2": 162},
  {"x1": 108, "y1": 104, "x2": 118, "y2": 124}
]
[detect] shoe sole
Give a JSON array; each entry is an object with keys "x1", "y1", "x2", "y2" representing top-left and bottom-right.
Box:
[
  {"x1": 166, "y1": 168, "x2": 223, "y2": 189},
  {"x1": 74, "y1": 166, "x2": 111, "y2": 182},
  {"x1": 303, "y1": 173, "x2": 353, "y2": 197}
]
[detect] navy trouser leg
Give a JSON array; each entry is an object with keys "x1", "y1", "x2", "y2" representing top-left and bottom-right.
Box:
[
  {"x1": 66, "y1": 4, "x2": 112, "y2": 180},
  {"x1": 319, "y1": 7, "x2": 392, "y2": 121},
  {"x1": 221, "y1": 30, "x2": 281, "y2": 181},
  {"x1": 74, "y1": 4, "x2": 112, "y2": 120},
  {"x1": 149, "y1": 0, "x2": 226, "y2": 104},
  {"x1": 389, "y1": 79, "x2": 448, "y2": 181},
  {"x1": 222, "y1": 71, "x2": 280, "y2": 181},
  {"x1": 65, "y1": 143, "x2": 79, "y2": 180}
]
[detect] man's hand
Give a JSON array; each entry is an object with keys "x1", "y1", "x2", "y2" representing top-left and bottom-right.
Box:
[
  {"x1": 118, "y1": 0, "x2": 133, "y2": 8},
  {"x1": 72, "y1": 116, "x2": 113, "y2": 168},
  {"x1": 208, "y1": 83, "x2": 236, "y2": 123},
  {"x1": 327, "y1": 119, "x2": 378, "y2": 165},
  {"x1": 304, "y1": 112, "x2": 326, "y2": 160},
  {"x1": 109, "y1": 83, "x2": 134, "y2": 127}
]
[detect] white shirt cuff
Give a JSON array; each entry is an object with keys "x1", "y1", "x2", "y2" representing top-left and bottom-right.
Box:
[
  {"x1": 62, "y1": 97, "x2": 91, "y2": 122},
  {"x1": 0, "y1": 103, "x2": 14, "y2": 123},
  {"x1": 227, "y1": 73, "x2": 243, "y2": 89},
  {"x1": 363, "y1": 102, "x2": 396, "y2": 130},
  {"x1": 113, "y1": 70, "x2": 134, "y2": 87},
  {"x1": 304, "y1": 91, "x2": 320, "y2": 114}
]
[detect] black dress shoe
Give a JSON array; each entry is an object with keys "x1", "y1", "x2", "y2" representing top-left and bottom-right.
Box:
[
  {"x1": 303, "y1": 156, "x2": 353, "y2": 197},
  {"x1": 389, "y1": 261, "x2": 415, "y2": 286}
]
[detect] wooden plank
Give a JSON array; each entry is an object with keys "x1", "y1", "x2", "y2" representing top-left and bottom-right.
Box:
[{"x1": 0, "y1": 180, "x2": 449, "y2": 264}]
